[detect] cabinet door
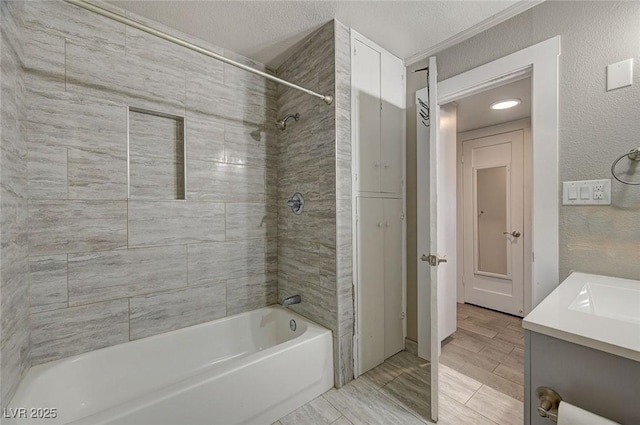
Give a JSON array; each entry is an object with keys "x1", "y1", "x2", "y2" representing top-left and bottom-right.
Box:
[
  {"x1": 380, "y1": 52, "x2": 404, "y2": 194},
  {"x1": 357, "y1": 197, "x2": 385, "y2": 373},
  {"x1": 383, "y1": 198, "x2": 404, "y2": 358},
  {"x1": 353, "y1": 40, "x2": 381, "y2": 193}
]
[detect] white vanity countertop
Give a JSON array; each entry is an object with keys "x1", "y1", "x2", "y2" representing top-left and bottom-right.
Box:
[{"x1": 523, "y1": 272, "x2": 640, "y2": 362}]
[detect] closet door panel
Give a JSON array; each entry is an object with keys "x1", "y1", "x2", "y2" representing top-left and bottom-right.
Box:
[
  {"x1": 357, "y1": 197, "x2": 385, "y2": 373},
  {"x1": 380, "y1": 52, "x2": 404, "y2": 194},
  {"x1": 383, "y1": 198, "x2": 404, "y2": 358},
  {"x1": 353, "y1": 40, "x2": 381, "y2": 193}
]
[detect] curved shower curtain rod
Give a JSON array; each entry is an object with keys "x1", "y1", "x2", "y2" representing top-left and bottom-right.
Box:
[{"x1": 64, "y1": 0, "x2": 334, "y2": 105}]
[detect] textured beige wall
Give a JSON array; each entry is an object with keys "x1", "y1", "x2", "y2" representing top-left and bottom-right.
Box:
[{"x1": 406, "y1": 1, "x2": 640, "y2": 341}]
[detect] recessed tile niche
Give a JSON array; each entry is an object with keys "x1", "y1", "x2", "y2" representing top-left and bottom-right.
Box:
[{"x1": 128, "y1": 107, "x2": 186, "y2": 200}]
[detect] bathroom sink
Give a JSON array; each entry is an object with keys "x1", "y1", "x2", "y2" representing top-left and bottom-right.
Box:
[
  {"x1": 523, "y1": 272, "x2": 640, "y2": 362},
  {"x1": 569, "y1": 281, "x2": 640, "y2": 325}
]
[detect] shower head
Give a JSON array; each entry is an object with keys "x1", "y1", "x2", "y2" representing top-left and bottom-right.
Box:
[{"x1": 275, "y1": 113, "x2": 300, "y2": 131}]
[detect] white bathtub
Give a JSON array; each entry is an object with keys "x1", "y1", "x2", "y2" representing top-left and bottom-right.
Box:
[{"x1": 6, "y1": 306, "x2": 334, "y2": 425}]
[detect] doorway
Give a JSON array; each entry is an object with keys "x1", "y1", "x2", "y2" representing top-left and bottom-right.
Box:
[
  {"x1": 455, "y1": 77, "x2": 532, "y2": 318},
  {"x1": 415, "y1": 36, "x2": 560, "y2": 422}
]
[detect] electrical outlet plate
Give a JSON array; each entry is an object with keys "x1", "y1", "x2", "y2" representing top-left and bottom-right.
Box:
[
  {"x1": 607, "y1": 58, "x2": 633, "y2": 91},
  {"x1": 563, "y1": 179, "x2": 611, "y2": 205}
]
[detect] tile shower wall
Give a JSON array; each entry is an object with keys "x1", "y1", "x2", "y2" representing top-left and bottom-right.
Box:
[
  {"x1": 21, "y1": 0, "x2": 278, "y2": 366},
  {"x1": 1, "y1": 0, "x2": 30, "y2": 406},
  {"x1": 276, "y1": 21, "x2": 353, "y2": 387}
]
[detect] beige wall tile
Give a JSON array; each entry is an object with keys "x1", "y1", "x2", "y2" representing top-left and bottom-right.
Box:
[
  {"x1": 130, "y1": 281, "x2": 226, "y2": 340},
  {"x1": 30, "y1": 299, "x2": 129, "y2": 365},
  {"x1": 68, "y1": 246, "x2": 187, "y2": 306},
  {"x1": 28, "y1": 200, "x2": 127, "y2": 255}
]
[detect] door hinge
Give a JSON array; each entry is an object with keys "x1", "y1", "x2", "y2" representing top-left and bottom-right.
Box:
[
  {"x1": 400, "y1": 312, "x2": 406, "y2": 320},
  {"x1": 355, "y1": 173, "x2": 358, "y2": 181},
  {"x1": 400, "y1": 212, "x2": 405, "y2": 220},
  {"x1": 380, "y1": 102, "x2": 383, "y2": 111},
  {"x1": 461, "y1": 155, "x2": 464, "y2": 164},
  {"x1": 354, "y1": 45, "x2": 356, "y2": 56}
]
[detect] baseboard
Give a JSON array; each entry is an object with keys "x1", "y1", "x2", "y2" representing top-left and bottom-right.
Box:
[{"x1": 405, "y1": 337, "x2": 418, "y2": 356}]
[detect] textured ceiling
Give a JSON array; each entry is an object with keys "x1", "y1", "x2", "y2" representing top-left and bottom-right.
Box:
[
  {"x1": 109, "y1": 1, "x2": 522, "y2": 68},
  {"x1": 455, "y1": 77, "x2": 531, "y2": 133}
]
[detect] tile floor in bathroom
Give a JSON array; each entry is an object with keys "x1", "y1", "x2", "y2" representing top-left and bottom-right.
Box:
[{"x1": 274, "y1": 303, "x2": 524, "y2": 425}]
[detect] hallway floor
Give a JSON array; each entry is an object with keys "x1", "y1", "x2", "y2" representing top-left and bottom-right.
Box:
[
  {"x1": 439, "y1": 303, "x2": 524, "y2": 425},
  {"x1": 274, "y1": 303, "x2": 524, "y2": 425}
]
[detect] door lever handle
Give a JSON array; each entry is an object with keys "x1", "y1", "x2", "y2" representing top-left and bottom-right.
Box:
[
  {"x1": 421, "y1": 254, "x2": 447, "y2": 266},
  {"x1": 503, "y1": 231, "x2": 521, "y2": 238}
]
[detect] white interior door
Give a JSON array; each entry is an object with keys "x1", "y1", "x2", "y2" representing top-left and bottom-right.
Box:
[
  {"x1": 416, "y1": 56, "x2": 440, "y2": 423},
  {"x1": 437, "y1": 104, "x2": 457, "y2": 343},
  {"x1": 357, "y1": 197, "x2": 385, "y2": 373},
  {"x1": 462, "y1": 130, "x2": 524, "y2": 316}
]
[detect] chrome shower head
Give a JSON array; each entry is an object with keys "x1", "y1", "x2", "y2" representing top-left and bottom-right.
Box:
[{"x1": 275, "y1": 113, "x2": 300, "y2": 131}]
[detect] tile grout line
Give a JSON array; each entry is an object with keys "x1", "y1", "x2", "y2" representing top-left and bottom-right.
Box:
[
  {"x1": 464, "y1": 383, "x2": 485, "y2": 407},
  {"x1": 464, "y1": 384, "x2": 509, "y2": 425},
  {"x1": 373, "y1": 369, "x2": 433, "y2": 425},
  {"x1": 320, "y1": 394, "x2": 343, "y2": 418}
]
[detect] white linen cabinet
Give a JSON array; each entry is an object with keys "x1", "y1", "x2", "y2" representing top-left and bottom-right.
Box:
[
  {"x1": 352, "y1": 37, "x2": 404, "y2": 195},
  {"x1": 351, "y1": 30, "x2": 406, "y2": 375}
]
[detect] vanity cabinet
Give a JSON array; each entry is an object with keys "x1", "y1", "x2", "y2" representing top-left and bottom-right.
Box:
[
  {"x1": 523, "y1": 272, "x2": 640, "y2": 425},
  {"x1": 526, "y1": 331, "x2": 640, "y2": 425}
]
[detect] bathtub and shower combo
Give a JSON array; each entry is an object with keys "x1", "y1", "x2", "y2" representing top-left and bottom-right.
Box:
[
  {"x1": 7, "y1": 305, "x2": 334, "y2": 425},
  {"x1": 6, "y1": 1, "x2": 340, "y2": 423}
]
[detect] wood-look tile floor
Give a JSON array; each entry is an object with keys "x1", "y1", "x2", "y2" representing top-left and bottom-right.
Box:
[
  {"x1": 274, "y1": 350, "x2": 431, "y2": 425},
  {"x1": 439, "y1": 303, "x2": 524, "y2": 425},
  {"x1": 274, "y1": 303, "x2": 524, "y2": 425}
]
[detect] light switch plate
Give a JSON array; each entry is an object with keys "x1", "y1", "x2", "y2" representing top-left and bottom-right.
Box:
[
  {"x1": 607, "y1": 58, "x2": 633, "y2": 91},
  {"x1": 563, "y1": 179, "x2": 611, "y2": 205}
]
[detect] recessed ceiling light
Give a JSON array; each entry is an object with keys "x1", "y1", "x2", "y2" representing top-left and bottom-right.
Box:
[{"x1": 490, "y1": 99, "x2": 521, "y2": 110}]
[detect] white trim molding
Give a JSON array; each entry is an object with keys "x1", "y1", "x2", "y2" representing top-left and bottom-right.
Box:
[{"x1": 405, "y1": 0, "x2": 545, "y2": 67}]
